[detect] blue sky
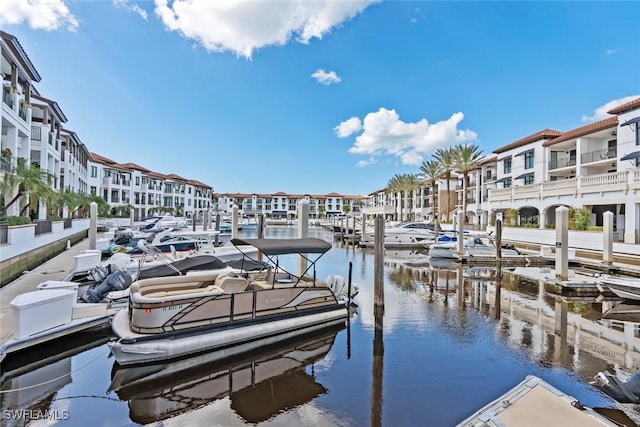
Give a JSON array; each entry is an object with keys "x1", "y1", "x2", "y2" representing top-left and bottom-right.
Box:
[{"x1": 1, "y1": 1, "x2": 639, "y2": 196}]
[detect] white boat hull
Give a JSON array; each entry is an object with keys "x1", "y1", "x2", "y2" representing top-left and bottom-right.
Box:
[
  {"x1": 109, "y1": 306, "x2": 347, "y2": 366},
  {"x1": 600, "y1": 276, "x2": 640, "y2": 301}
]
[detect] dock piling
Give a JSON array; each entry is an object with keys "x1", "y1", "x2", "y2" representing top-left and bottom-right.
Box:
[
  {"x1": 89, "y1": 202, "x2": 97, "y2": 250},
  {"x1": 374, "y1": 215, "x2": 385, "y2": 310},
  {"x1": 555, "y1": 206, "x2": 569, "y2": 280},
  {"x1": 456, "y1": 210, "x2": 464, "y2": 256},
  {"x1": 297, "y1": 200, "x2": 309, "y2": 276},
  {"x1": 231, "y1": 205, "x2": 239, "y2": 240},
  {"x1": 496, "y1": 219, "x2": 503, "y2": 262},
  {"x1": 603, "y1": 211, "x2": 613, "y2": 264}
]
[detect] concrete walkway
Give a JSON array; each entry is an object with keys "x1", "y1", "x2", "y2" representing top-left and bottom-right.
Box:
[{"x1": 0, "y1": 238, "x2": 93, "y2": 346}]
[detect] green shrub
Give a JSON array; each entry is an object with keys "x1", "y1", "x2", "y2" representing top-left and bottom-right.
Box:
[
  {"x1": 0, "y1": 216, "x2": 32, "y2": 226},
  {"x1": 587, "y1": 226, "x2": 603, "y2": 232},
  {"x1": 48, "y1": 215, "x2": 62, "y2": 221},
  {"x1": 545, "y1": 224, "x2": 556, "y2": 229}
]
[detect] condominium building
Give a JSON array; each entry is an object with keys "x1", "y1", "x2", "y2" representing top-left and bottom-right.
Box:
[
  {"x1": 88, "y1": 153, "x2": 213, "y2": 220},
  {"x1": 213, "y1": 192, "x2": 365, "y2": 219}
]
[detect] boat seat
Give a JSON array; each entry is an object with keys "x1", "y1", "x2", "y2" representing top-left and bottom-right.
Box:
[
  {"x1": 141, "y1": 285, "x2": 223, "y2": 298},
  {"x1": 248, "y1": 280, "x2": 272, "y2": 290},
  {"x1": 214, "y1": 274, "x2": 249, "y2": 293}
]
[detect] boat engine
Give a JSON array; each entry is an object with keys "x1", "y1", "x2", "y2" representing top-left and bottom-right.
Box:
[
  {"x1": 592, "y1": 370, "x2": 640, "y2": 403},
  {"x1": 80, "y1": 267, "x2": 133, "y2": 303}
]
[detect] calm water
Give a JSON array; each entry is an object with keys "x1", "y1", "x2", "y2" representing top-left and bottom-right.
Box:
[{"x1": 1, "y1": 226, "x2": 636, "y2": 426}]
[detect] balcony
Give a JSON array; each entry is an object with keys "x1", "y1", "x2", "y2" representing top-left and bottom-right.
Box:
[
  {"x1": 549, "y1": 157, "x2": 576, "y2": 170},
  {"x1": 581, "y1": 148, "x2": 617, "y2": 165},
  {"x1": 2, "y1": 86, "x2": 14, "y2": 109},
  {"x1": 31, "y1": 126, "x2": 42, "y2": 141}
]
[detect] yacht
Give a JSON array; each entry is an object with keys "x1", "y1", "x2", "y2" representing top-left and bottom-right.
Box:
[
  {"x1": 428, "y1": 235, "x2": 520, "y2": 259},
  {"x1": 359, "y1": 221, "x2": 444, "y2": 248}
]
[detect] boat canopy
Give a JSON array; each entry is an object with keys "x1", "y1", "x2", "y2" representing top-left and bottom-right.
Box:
[{"x1": 231, "y1": 238, "x2": 332, "y2": 255}]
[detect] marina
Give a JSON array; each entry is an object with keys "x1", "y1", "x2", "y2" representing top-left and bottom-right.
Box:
[{"x1": 2, "y1": 225, "x2": 640, "y2": 425}]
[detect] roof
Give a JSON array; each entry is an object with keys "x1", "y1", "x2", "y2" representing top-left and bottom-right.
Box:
[
  {"x1": 543, "y1": 117, "x2": 618, "y2": 147},
  {"x1": 230, "y1": 238, "x2": 332, "y2": 255},
  {"x1": 31, "y1": 94, "x2": 68, "y2": 122},
  {"x1": 607, "y1": 97, "x2": 640, "y2": 115},
  {"x1": 0, "y1": 30, "x2": 41, "y2": 82},
  {"x1": 493, "y1": 129, "x2": 563, "y2": 154},
  {"x1": 90, "y1": 152, "x2": 117, "y2": 165}
]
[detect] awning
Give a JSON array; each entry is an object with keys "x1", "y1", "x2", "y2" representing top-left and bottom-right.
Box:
[
  {"x1": 621, "y1": 116, "x2": 640, "y2": 127},
  {"x1": 515, "y1": 172, "x2": 534, "y2": 179},
  {"x1": 231, "y1": 238, "x2": 332, "y2": 255},
  {"x1": 620, "y1": 151, "x2": 640, "y2": 161},
  {"x1": 495, "y1": 177, "x2": 511, "y2": 183},
  {"x1": 515, "y1": 149, "x2": 534, "y2": 157}
]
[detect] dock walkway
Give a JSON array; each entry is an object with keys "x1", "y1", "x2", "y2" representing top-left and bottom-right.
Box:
[{"x1": 0, "y1": 238, "x2": 95, "y2": 354}]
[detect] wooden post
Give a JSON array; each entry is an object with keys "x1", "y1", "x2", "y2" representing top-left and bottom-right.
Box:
[
  {"x1": 214, "y1": 213, "x2": 220, "y2": 246},
  {"x1": 231, "y1": 205, "x2": 239, "y2": 239},
  {"x1": 456, "y1": 263, "x2": 464, "y2": 309},
  {"x1": 192, "y1": 211, "x2": 196, "y2": 231},
  {"x1": 297, "y1": 200, "x2": 309, "y2": 276},
  {"x1": 496, "y1": 219, "x2": 503, "y2": 262},
  {"x1": 257, "y1": 214, "x2": 264, "y2": 262},
  {"x1": 374, "y1": 215, "x2": 385, "y2": 310},
  {"x1": 603, "y1": 211, "x2": 613, "y2": 264},
  {"x1": 89, "y1": 202, "x2": 97, "y2": 250},
  {"x1": 555, "y1": 206, "x2": 569, "y2": 280},
  {"x1": 202, "y1": 210, "x2": 208, "y2": 231},
  {"x1": 456, "y1": 210, "x2": 464, "y2": 256},
  {"x1": 129, "y1": 207, "x2": 135, "y2": 228},
  {"x1": 352, "y1": 216, "x2": 356, "y2": 245},
  {"x1": 494, "y1": 264, "x2": 502, "y2": 320}
]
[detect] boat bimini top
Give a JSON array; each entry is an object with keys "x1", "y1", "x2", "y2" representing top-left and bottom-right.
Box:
[{"x1": 230, "y1": 238, "x2": 333, "y2": 286}]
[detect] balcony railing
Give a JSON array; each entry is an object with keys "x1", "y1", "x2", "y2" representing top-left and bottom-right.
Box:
[
  {"x1": 581, "y1": 148, "x2": 617, "y2": 165},
  {"x1": 2, "y1": 87, "x2": 14, "y2": 108},
  {"x1": 31, "y1": 126, "x2": 42, "y2": 141},
  {"x1": 33, "y1": 219, "x2": 52, "y2": 236},
  {"x1": 549, "y1": 157, "x2": 576, "y2": 170},
  {"x1": 0, "y1": 221, "x2": 8, "y2": 244}
]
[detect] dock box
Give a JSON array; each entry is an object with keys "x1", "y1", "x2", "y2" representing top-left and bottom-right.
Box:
[
  {"x1": 11, "y1": 289, "x2": 74, "y2": 339},
  {"x1": 74, "y1": 249, "x2": 102, "y2": 271},
  {"x1": 37, "y1": 280, "x2": 80, "y2": 303},
  {"x1": 96, "y1": 238, "x2": 110, "y2": 251}
]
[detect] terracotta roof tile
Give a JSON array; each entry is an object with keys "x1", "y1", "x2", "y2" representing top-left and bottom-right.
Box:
[
  {"x1": 493, "y1": 129, "x2": 563, "y2": 154},
  {"x1": 607, "y1": 97, "x2": 640, "y2": 115},
  {"x1": 543, "y1": 117, "x2": 618, "y2": 147}
]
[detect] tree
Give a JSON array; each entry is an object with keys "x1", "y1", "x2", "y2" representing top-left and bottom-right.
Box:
[
  {"x1": 419, "y1": 160, "x2": 443, "y2": 222},
  {"x1": 76, "y1": 193, "x2": 110, "y2": 218},
  {"x1": 52, "y1": 188, "x2": 81, "y2": 218},
  {"x1": 453, "y1": 143, "x2": 483, "y2": 223},
  {"x1": 0, "y1": 157, "x2": 54, "y2": 216},
  {"x1": 387, "y1": 173, "x2": 422, "y2": 221},
  {"x1": 433, "y1": 147, "x2": 455, "y2": 222}
]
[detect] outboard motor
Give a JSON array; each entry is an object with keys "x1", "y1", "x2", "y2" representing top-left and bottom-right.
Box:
[
  {"x1": 80, "y1": 267, "x2": 133, "y2": 303},
  {"x1": 592, "y1": 370, "x2": 640, "y2": 403},
  {"x1": 113, "y1": 231, "x2": 134, "y2": 245}
]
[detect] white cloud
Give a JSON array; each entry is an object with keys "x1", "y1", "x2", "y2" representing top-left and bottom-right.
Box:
[
  {"x1": 0, "y1": 0, "x2": 78, "y2": 31},
  {"x1": 606, "y1": 48, "x2": 618, "y2": 55},
  {"x1": 334, "y1": 117, "x2": 362, "y2": 137},
  {"x1": 114, "y1": 0, "x2": 148, "y2": 21},
  {"x1": 311, "y1": 68, "x2": 341, "y2": 85},
  {"x1": 356, "y1": 157, "x2": 376, "y2": 167},
  {"x1": 337, "y1": 108, "x2": 478, "y2": 166},
  {"x1": 153, "y1": 0, "x2": 379, "y2": 59},
  {"x1": 581, "y1": 95, "x2": 640, "y2": 122}
]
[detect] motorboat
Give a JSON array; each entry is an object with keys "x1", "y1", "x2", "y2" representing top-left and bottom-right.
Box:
[
  {"x1": 597, "y1": 275, "x2": 640, "y2": 301},
  {"x1": 592, "y1": 368, "x2": 640, "y2": 404},
  {"x1": 108, "y1": 326, "x2": 343, "y2": 424},
  {"x1": 359, "y1": 221, "x2": 443, "y2": 248},
  {"x1": 109, "y1": 237, "x2": 353, "y2": 366},
  {"x1": 428, "y1": 235, "x2": 520, "y2": 259},
  {"x1": 459, "y1": 375, "x2": 621, "y2": 426}
]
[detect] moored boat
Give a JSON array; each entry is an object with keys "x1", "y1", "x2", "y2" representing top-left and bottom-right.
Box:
[
  {"x1": 598, "y1": 275, "x2": 640, "y2": 301},
  {"x1": 109, "y1": 237, "x2": 352, "y2": 366},
  {"x1": 428, "y1": 235, "x2": 520, "y2": 259},
  {"x1": 359, "y1": 221, "x2": 443, "y2": 248}
]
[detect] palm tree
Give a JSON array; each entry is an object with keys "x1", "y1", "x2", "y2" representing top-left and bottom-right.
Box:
[
  {"x1": 453, "y1": 143, "x2": 483, "y2": 223},
  {"x1": 387, "y1": 173, "x2": 421, "y2": 221},
  {"x1": 419, "y1": 160, "x2": 443, "y2": 222},
  {"x1": 433, "y1": 147, "x2": 455, "y2": 222},
  {"x1": 52, "y1": 188, "x2": 81, "y2": 218},
  {"x1": 76, "y1": 193, "x2": 110, "y2": 218},
  {"x1": 0, "y1": 157, "x2": 54, "y2": 217}
]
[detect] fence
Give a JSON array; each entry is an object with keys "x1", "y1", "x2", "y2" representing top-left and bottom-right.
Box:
[
  {"x1": 64, "y1": 218, "x2": 72, "y2": 229},
  {"x1": 0, "y1": 221, "x2": 7, "y2": 244},
  {"x1": 33, "y1": 219, "x2": 52, "y2": 236}
]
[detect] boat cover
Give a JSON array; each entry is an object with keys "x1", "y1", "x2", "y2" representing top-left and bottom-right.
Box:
[
  {"x1": 137, "y1": 255, "x2": 227, "y2": 280},
  {"x1": 230, "y1": 238, "x2": 332, "y2": 255}
]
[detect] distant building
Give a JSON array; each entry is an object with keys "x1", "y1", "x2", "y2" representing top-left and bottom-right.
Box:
[{"x1": 213, "y1": 192, "x2": 366, "y2": 219}]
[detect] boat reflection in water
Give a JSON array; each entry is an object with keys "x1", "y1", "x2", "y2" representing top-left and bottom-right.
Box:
[
  {"x1": 1, "y1": 328, "x2": 111, "y2": 414},
  {"x1": 108, "y1": 325, "x2": 344, "y2": 424}
]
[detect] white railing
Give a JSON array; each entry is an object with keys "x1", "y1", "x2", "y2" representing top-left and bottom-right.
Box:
[
  {"x1": 489, "y1": 188, "x2": 512, "y2": 202},
  {"x1": 579, "y1": 171, "x2": 628, "y2": 194}
]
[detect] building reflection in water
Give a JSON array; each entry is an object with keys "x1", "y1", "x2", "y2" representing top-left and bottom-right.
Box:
[
  {"x1": 393, "y1": 257, "x2": 640, "y2": 385},
  {"x1": 108, "y1": 326, "x2": 344, "y2": 425}
]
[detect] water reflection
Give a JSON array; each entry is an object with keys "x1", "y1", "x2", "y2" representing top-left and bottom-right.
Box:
[{"x1": 109, "y1": 326, "x2": 344, "y2": 424}]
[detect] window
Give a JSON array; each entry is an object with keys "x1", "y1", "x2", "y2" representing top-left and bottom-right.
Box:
[
  {"x1": 524, "y1": 151, "x2": 534, "y2": 169},
  {"x1": 503, "y1": 157, "x2": 512, "y2": 174},
  {"x1": 637, "y1": 123, "x2": 640, "y2": 146},
  {"x1": 524, "y1": 174, "x2": 535, "y2": 185},
  {"x1": 503, "y1": 178, "x2": 512, "y2": 188},
  {"x1": 135, "y1": 176, "x2": 140, "y2": 185},
  {"x1": 90, "y1": 166, "x2": 97, "y2": 178}
]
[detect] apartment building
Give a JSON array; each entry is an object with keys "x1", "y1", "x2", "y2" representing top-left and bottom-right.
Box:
[
  {"x1": 88, "y1": 153, "x2": 213, "y2": 221},
  {"x1": 464, "y1": 98, "x2": 640, "y2": 244},
  {"x1": 213, "y1": 192, "x2": 365, "y2": 219}
]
